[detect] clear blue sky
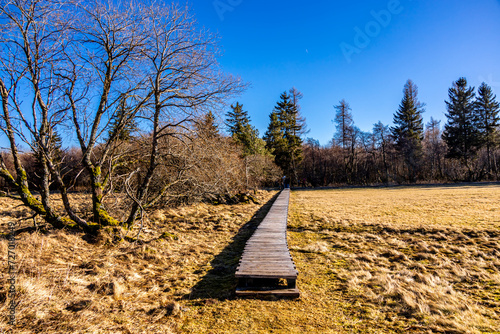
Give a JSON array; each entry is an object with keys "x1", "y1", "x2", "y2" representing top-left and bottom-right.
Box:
[
  {"x1": 2, "y1": 0, "x2": 498, "y2": 150},
  {"x1": 190, "y1": 0, "x2": 500, "y2": 146}
]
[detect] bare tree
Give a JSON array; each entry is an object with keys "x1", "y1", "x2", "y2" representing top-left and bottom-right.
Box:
[
  {"x1": 123, "y1": 3, "x2": 243, "y2": 226},
  {"x1": 289, "y1": 87, "x2": 308, "y2": 137},
  {"x1": 373, "y1": 121, "x2": 392, "y2": 183},
  {"x1": 423, "y1": 117, "x2": 446, "y2": 180},
  {"x1": 333, "y1": 99, "x2": 355, "y2": 149},
  {"x1": 0, "y1": 0, "x2": 88, "y2": 228},
  {"x1": 58, "y1": 0, "x2": 154, "y2": 226},
  {"x1": 333, "y1": 99, "x2": 359, "y2": 183},
  {"x1": 0, "y1": 0, "x2": 243, "y2": 232}
]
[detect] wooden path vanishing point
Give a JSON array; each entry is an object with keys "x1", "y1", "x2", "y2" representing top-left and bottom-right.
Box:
[{"x1": 235, "y1": 189, "x2": 299, "y2": 297}]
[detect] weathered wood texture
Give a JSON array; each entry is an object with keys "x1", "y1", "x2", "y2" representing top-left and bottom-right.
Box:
[{"x1": 235, "y1": 189, "x2": 299, "y2": 297}]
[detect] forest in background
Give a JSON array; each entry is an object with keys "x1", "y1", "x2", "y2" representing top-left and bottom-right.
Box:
[{"x1": 259, "y1": 78, "x2": 500, "y2": 187}]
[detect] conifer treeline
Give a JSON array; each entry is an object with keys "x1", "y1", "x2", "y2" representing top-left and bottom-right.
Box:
[{"x1": 228, "y1": 78, "x2": 500, "y2": 186}]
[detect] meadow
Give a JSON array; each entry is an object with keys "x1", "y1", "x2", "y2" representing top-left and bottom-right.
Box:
[
  {"x1": 287, "y1": 184, "x2": 500, "y2": 333},
  {"x1": 1, "y1": 184, "x2": 499, "y2": 333}
]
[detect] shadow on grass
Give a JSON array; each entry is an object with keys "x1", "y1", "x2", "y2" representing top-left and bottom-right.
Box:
[{"x1": 183, "y1": 192, "x2": 280, "y2": 301}]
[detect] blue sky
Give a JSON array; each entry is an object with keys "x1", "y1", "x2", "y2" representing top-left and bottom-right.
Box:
[
  {"x1": 190, "y1": 0, "x2": 500, "y2": 146},
  {"x1": 1, "y1": 0, "x2": 498, "y2": 150}
]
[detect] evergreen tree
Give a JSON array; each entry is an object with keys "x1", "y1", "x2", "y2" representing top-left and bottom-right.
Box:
[
  {"x1": 196, "y1": 111, "x2": 219, "y2": 139},
  {"x1": 226, "y1": 102, "x2": 248, "y2": 137},
  {"x1": 391, "y1": 79, "x2": 425, "y2": 182},
  {"x1": 264, "y1": 91, "x2": 304, "y2": 184},
  {"x1": 443, "y1": 77, "x2": 478, "y2": 172},
  {"x1": 264, "y1": 111, "x2": 286, "y2": 162},
  {"x1": 475, "y1": 82, "x2": 500, "y2": 174},
  {"x1": 108, "y1": 96, "x2": 137, "y2": 141},
  {"x1": 226, "y1": 102, "x2": 262, "y2": 156},
  {"x1": 47, "y1": 130, "x2": 63, "y2": 166},
  {"x1": 279, "y1": 92, "x2": 303, "y2": 180},
  {"x1": 242, "y1": 128, "x2": 267, "y2": 156}
]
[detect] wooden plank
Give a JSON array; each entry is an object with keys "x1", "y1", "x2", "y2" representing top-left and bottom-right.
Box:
[
  {"x1": 237, "y1": 264, "x2": 296, "y2": 269},
  {"x1": 235, "y1": 274, "x2": 298, "y2": 280},
  {"x1": 240, "y1": 259, "x2": 292, "y2": 263},
  {"x1": 239, "y1": 256, "x2": 292, "y2": 260},
  {"x1": 238, "y1": 264, "x2": 296, "y2": 268},
  {"x1": 235, "y1": 288, "x2": 300, "y2": 298},
  {"x1": 244, "y1": 246, "x2": 289, "y2": 249},
  {"x1": 240, "y1": 259, "x2": 292, "y2": 262},
  {"x1": 244, "y1": 248, "x2": 289, "y2": 251},
  {"x1": 237, "y1": 268, "x2": 297, "y2": 272},
  {"x1": 239, "y1": 257, "x2": 294, "y2": 260},
  {"x1": 242, "y1": 268, "x2": 297, "y2": 272},
  {"x1": 240, "y1": 253, "x2": 291, "y2": 256},
  {"x1": 240, "y1": 262, "x2": 293, "y2": 265},
  {"x1": 237, "y1": 272, "x2": 297, "y2": 276},
  {"x1": 237, "y1": 265, "x2": 297, "y2": 270},
  {"x1": 242, "y1": 251, "x2": 290, "y2": 254}
]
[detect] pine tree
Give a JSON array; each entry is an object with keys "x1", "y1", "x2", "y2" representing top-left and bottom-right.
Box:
[
  {"x1": 475, "y1": 82, "x2": 500, "y2": 174},
  {"x1": 264, "y1": 111, "x2": 286, "y2": 163},
  {"x1": 196, "y1": 111, "x2": 220, "y2": 139},
  {"x1": 226, "y1": 102, "x2": 262, "y2": 156},
  {"x1": 226, "y1": 102, "x2": 247, "y2": 137},
  {"x1": 391, "y1": 79, "x2": 425, "y2": 182},
  {"x1": 443, "y1": 77, "x2": 478, "y2": 172},
  {"x1": 108, "y1": 96, "x2": 137, "y2": 141},
  {"x1": 47, "y1": 130, "x2": 63, "y2": 166},
  {"x1": 280, "y1": 91, "x2": 304, "y2": 178},
  {"x1": 264, "y1": 91, "x2": 304, "y2": 184}
]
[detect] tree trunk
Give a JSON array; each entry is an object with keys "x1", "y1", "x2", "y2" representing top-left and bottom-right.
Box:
[{"x1": 89, "y1": 166, "x2": 119, "y2": 226}]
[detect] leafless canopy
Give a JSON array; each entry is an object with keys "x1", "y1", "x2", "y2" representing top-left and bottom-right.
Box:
[{"x1": 0, "y1": 0, "x2": 244, "y2": 232}]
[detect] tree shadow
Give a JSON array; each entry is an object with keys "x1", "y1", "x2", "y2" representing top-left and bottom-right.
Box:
[{"x1": 183, "y1": 192, "x2": 280, "y2": 302}]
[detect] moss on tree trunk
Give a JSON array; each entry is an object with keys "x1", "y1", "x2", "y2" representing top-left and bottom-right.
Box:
[{"x1": 90, "y1": 166, "x2": 120, "y2": 227}]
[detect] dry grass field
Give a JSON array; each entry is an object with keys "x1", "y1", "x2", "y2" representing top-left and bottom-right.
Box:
[
  {"x1": 287, "y1": 184, "x2": 500, "y2": 334},
  {"x1": 0, "y1": 184, "x2": 499, "y2": 333}
]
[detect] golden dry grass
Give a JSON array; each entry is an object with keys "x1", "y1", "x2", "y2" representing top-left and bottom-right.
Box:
[
  {"x1": 288, "y1": 184, "x2": 500, "y2": 333},
  {"x1": 0, "y1": 191, "x2": 279, "y2": 333},
  {"x1": 0, "y1": 184, "x2": 499, "y2": 333}
]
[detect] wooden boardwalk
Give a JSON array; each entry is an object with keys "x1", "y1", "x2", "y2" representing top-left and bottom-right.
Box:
[{"x1": 235, "y1": 189, "x2": 299, "y2": 297}]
